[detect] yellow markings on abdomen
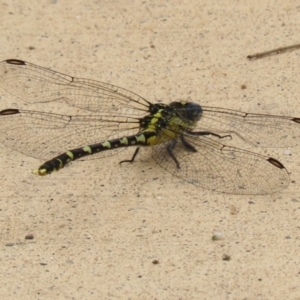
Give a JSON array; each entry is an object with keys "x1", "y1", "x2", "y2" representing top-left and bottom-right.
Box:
[
  {"x1": 66, "y1": 151, "x2": 74, "y2": 160},
  {"x1": 83, "y1": 145, "x2": 92, "y2": 154},
  {"x1": 120, "y1": 137, "x2": 129, "y2": 145},
  {"x1": 102, "y1": 141, "x2": 111, "y2": 149},
  {"x1": 56, "y1": 159, "x2": 63, "y2": 169},
  {"x1": 146, "y1": 135, "x2": 158, "y2": 145},
  {"x1": 136, "y1": 134, "x2": 146, "y2": 144}
]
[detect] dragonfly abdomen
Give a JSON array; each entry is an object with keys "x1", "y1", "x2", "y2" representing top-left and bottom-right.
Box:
[{"x1": 34, "y1": 132, "x2": 156, "y2": 176}]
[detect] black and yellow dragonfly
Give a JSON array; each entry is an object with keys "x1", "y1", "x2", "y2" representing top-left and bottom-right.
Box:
[{"x1": 0, "y1": 59, "x2": 299, "y2": 195}]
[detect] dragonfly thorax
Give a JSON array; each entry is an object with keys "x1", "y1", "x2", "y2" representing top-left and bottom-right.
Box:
[{"x1": 139, "y1": 103, "x2": 172, "y2": 132}]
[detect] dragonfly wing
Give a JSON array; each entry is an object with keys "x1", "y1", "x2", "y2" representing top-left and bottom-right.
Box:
[
  {"x1": 0, "y1": 109, "x2": 141, "y2": 160},
  {"x1": 0, "y1": 59, "x2": 150, "y2": 115},
  {"x1": 152, "y1": 134, "x2": 289, "y2": 195},
  {"x1": 199, "y1": 106, "x2": 300, "y2": 147}
]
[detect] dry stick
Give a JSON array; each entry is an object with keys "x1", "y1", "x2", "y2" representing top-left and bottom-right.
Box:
[{"x1": 247, "y1": 43, "x2": 300, "y2": 59}]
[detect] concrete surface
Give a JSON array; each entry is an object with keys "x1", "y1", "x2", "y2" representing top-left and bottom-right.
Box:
[{"x1": 0, "y1": 0, "x2": 300, "y2": 299}]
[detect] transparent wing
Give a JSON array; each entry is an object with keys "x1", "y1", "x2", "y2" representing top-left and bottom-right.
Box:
[
  {"x1": 0, "y1": 109, "x2": 141, "y2": 160},
  {"x1": 152, "y1": 134, "x2": 289, "y2": 195},
  {"x1": 0, "y1": 59, "x2": 151, "y2": 115},
  {"x1": 0, "y1": 59, "x2": 152, "y2": 161},
  {"x1": 0, "y1": 59, "x2": 295, "y2": 194},
  {"x1": 199, "y1": 106, "x2": 300, "y2": 147}
]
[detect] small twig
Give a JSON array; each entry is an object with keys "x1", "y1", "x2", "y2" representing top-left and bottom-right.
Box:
[{"x1": 247, "y1": 43, "x2": 300, "y2": 59}]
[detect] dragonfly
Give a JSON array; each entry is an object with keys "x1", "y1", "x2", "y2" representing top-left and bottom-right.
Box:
[{"x1": 0, "y1": 59, "x2": 299, "y2": 195}]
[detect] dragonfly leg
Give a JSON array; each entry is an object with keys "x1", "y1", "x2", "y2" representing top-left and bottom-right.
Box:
[
  {"x1": 119, "y1": 147, "x2": 141, "y2": 164},
  {"x1": 167, "y1": 140, "x2": 181, "y2": 169},
  {"x1": 180, "y1": 135, "x2": 197, "y2": 152},
  {"x1": 188, "y1": 130, "x2": 232, "y2": 140},
  {"x1": 180, "y1": 130, "x2": 231, "y2": 153}
]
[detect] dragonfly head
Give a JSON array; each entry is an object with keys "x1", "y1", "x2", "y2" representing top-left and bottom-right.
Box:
[{"x1": 169, "y1": 101, "x2": 203, "y2": 122}]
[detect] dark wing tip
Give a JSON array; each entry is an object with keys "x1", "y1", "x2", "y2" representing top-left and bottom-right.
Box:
[
  {"x1": 292, "y1": 117, "x2": 300, "y2": 124},
  {"x1": 5, "y1": 59, "x2": 26, "y2": 65},
  {"x1": 267, "y1": 157, "x2": 285, "y2": 169},
  {"x1": 0, "y1": 109, "x2": 20, "y2": 115}
]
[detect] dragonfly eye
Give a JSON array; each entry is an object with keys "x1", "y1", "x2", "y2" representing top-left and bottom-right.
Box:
[
  {"x1": 184, "y1": 102, "x2": 203, "y2": 122},
  {"x1": 169, "y1": 101, "x2": 202, "y2": 122},
  {"x1": 186, "y1": 102, "x2": 203, "y2": 121}
]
